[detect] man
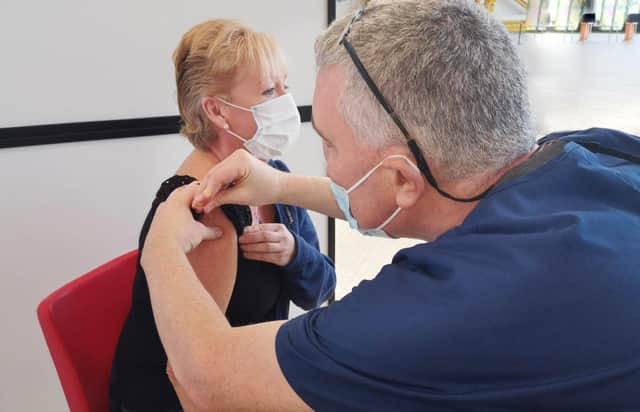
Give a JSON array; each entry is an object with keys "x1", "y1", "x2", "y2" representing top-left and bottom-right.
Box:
[{"x1": 142, "y1": 0, "x2": 640, "y2": 410}]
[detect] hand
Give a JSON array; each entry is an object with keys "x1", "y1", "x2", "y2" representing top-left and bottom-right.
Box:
[
  {"x1": 239, "y1": 223, "x2": 296, "y2": 266},
  {"x1": 144, "y1": 182, "x2": 223, "y2": 257},
  {"x1": 192, "y1": 149, "x2": 287, "y2": 214}
]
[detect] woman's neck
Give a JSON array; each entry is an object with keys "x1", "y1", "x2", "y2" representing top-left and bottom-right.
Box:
[{"x1": 176, "y1": 148, "x2": 223, "y2": 181}]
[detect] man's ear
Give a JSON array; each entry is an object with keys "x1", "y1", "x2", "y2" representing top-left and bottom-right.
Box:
[
  {"x1": 389, "y1": 159, "x2": 425, "y2": 210},
  {"x1": 201, "y1": 96, "x2": 229, "y2": 130}
]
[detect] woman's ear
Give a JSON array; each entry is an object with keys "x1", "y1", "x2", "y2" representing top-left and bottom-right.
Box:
[
  {"x1": 201, "y1": 96, "x2": 228, "y2": 130},
  {"x1": 390, "y1": 160, "x2": 425, "y2": 210}
]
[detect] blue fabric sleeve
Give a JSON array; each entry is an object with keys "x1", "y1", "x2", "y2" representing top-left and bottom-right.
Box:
[
  {"x1": 275, "y1": 250, "x2": 640, "y2": 411},
  {"x1": 274, "y1": 267, "x2": 465, "y2": 412},
  {"x1": 269, "y1": 159, "x2": 336, "y2": 310},
  {"x1": 280, "y1": 208, "x2": 336, "y2": 310}
]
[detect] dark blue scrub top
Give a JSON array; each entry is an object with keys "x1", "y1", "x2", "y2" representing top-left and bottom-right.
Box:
[{"x1": 276, "y1": 128, "x2": 640, "y2": 411}]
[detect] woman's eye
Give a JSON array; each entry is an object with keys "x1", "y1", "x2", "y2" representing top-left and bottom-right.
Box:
[
  {"x1": 262, "y1": 87, "x2": 275, "y2": 96},
  {"x1": 284, "y1": 84, "x2": 290, "y2": 91}
]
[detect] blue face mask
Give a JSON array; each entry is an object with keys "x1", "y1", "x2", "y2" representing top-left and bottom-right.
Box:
[{"x1": 330, "y1": 155, "x2": 420, "y2": 238}]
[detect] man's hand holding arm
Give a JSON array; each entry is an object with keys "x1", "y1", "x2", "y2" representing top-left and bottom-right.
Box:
[
  {"x1": 142, "y1": 182, "x2": 310, "y2": 411},
  {"x1": 193, "y1": 149, "x2": 344, "y2": 220}
]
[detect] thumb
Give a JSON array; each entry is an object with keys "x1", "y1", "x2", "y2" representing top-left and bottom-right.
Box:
[
  {"x1": 195, "y1": 151, "x2": 250, "y2": 207},
  {"x1": 171, "y1": 181, "x2": 202, "y2": 206}
]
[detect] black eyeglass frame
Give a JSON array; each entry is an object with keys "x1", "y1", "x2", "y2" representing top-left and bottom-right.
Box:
[{"x1": 338, "y1": 9, "x2": 492, "y2": 202}]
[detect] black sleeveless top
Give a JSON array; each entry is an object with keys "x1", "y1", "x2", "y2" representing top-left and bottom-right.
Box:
[{"x1": 110, "y1": 175, "x2": 283, "y2": 411}]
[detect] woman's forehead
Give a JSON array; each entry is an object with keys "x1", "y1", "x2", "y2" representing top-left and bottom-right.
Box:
[{"x1": 234, "y1": 66, "x2": 288, "y2": 87}]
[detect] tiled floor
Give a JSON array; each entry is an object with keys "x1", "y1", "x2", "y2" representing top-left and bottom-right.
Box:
[
  {"x1": 334, "y1": 32, "x2": 640, "y2": 299},
  {"x1": 523, "y1": 32, "x2": 640, "y2": 136}
]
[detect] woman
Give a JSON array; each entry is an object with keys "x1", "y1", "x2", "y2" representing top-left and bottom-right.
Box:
[{"x1": 109, "y1": 20, "x2": 336, "y2": 412}]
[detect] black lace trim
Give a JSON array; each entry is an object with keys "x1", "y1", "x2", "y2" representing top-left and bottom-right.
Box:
[{"x1": 154, "y1": 175, "x2": 201, "y2": 220}]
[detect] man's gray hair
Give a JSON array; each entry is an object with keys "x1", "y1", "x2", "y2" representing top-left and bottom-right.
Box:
[{"x1": 315, "y1": 0, "x2": 535, "y2": 182}]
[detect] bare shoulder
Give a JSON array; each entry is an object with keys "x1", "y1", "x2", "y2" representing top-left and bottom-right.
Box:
[
  {"x1": 199, "y1": 207, "x2": 236, "y2": 241},
  {"x1": 187, "y1": 206, "x2": 238, "y2": 311}
]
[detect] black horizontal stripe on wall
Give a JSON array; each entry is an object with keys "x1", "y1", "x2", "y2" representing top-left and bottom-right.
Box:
[{"x1": 0, "y1": 105, "x2": 312, "y2": 149}]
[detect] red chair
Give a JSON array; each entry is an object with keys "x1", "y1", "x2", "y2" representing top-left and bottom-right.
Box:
[{"x1": 37, "y1": 250, "x2": 138, "y2": 412}]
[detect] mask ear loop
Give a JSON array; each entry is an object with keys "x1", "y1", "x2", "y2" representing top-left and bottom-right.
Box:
[
  {"x1": 222, "y1": 123, "x2": 249, "y2": 143},
  {"x1": 346, "y1": 159, "x2": 387, "y2": 194},
  {"x1": 374, "y1": 207, "x2": 402, "y2": 231},
  {"x1": 373, "y1": 155, "x2": 420, "y2": 230},
  {"x1": 348, "y1": 155, "x2": 419, "y2": 230},
  {"x1": 216, "y1": 97, "x2": 259, "y2": 143},
  {"x1": 215, "y1": 97, "x2": 253, "y2": 112},
  {"x1": 346, "y1": 155, "x2": 419, "y2": 194}
]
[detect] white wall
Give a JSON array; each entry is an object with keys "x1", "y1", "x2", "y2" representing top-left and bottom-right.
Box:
[
  {"x1": 0, "y1": 1, "x2": 328, "y2": 410},
  {"x1": 0, "y1": 0, "x2": 323, "y2": 126},
  {"x1": 0, "y1": 127, "x2": 325, "y2": 412}
]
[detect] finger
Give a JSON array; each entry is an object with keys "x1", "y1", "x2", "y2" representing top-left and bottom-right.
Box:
[
  {"x1": 242, "y1": 252, "x2": 281, "y2": 264},
  {"x1": 239, "y1": 230, "x2": 281, "y2": 244},
  {"x1": 168, "y1": 181, "x2": 202, "y2": 207},
  {"x1": 240, "y1": 242, "x2": 283, "y2": 253},
  {"x1": 242, "y1": 223, "x2": 285, "y2": 233},
  {"x1": 200, "y1": 183, "x2": 252, "y2": 215},
  {"x1": 200, "y1": 184, "x2": 243, "y2": 214},
  {"x1": 194, "y1": 150, "x2": 251, "y2": 209}
]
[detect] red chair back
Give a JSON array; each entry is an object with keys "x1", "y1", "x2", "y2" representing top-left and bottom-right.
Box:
[{"x1": 37, "y1": 250, "x2": 138, "y2": 412}]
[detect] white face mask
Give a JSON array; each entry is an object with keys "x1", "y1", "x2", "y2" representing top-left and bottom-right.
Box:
[
  {"x1": 330, "y1": 155, "x2": 420, "y2": 238},
  {"x1": 216, "y1": 93, "x2": 301, "y2": 160}
]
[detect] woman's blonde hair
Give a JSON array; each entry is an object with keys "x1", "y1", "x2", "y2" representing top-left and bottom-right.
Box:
[{"x1": 173, "y1": 20, "x2": 287, "y2": 150}]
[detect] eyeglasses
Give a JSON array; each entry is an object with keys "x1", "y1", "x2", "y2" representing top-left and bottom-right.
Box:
[{"x1": 338, "y1": 8, "x2": 492, "y2": 202}]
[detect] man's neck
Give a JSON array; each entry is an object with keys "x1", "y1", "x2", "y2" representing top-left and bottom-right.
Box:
[{"x1": 408, "y1": 149, "x2": 538, "y2": 241}]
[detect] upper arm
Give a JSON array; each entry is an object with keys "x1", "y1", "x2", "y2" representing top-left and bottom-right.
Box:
[
  {"x1": 187, "y1": 207, "x2": 238, "y2": 312},
  {"x1": 198, "y1": 321, "x2": 312, "y2": 411},
  {"x1": 188, "y1": 270, "x2": 408, "y2": 411}
]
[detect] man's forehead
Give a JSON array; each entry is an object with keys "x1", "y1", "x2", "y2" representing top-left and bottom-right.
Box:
[
  {"x1": 313, "y1": 65, "x2": 344, "y2": 129},
  {"x1": 315, "y1": 65, "x2": 344, "y2": 96}
]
